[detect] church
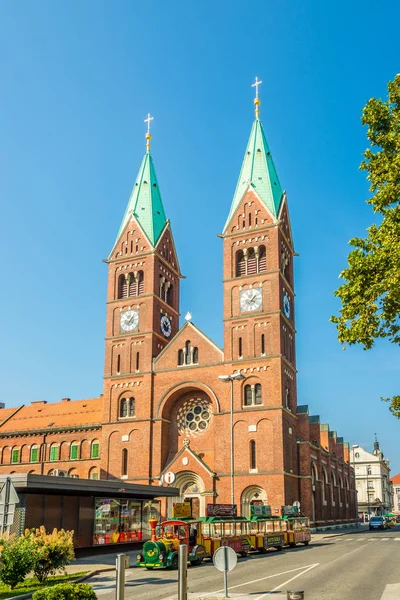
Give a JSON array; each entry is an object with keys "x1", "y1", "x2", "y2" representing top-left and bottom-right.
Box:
[{"x1": 0, "y1": 82, "x2": 356, "y2": 530}]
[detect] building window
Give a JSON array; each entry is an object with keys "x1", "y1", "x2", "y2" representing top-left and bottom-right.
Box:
[
  {"x1": 120, "y1": 397, "x2": 135, "y2": 418},
  {"x1": 367, "y1": 467, "x2": 372, "y2": 475},
  {"x1": 178, "y1": 349, "x2": 184, "y2": 366},
  {"x1": 258, "y1": 245, "x2": 266, "y2": 272},
  {"x1": 89, "y1": 468, "x2": 99, "y2": 480},
  {"x1": 238, "y1": 337, "x2": 243, "y2": 358},
  {"x1": 118, "y1": 274, "x2": 127, "y2": 299},
  {"x1": 185, "y1": 340, "x2": 191, "y2": 365},
  {"x1": 244, "y1": 384, "x2": 262, "y2": 407},
  {"x1": 70, "y1": 443, "x2": 79, "y2": 460},
  {"x1": 117, "y1": 354, "x2": 121, "y2": 374},
  {"x1": 236, "y1": 250, "x2": 246, "y2": 277},
  {"x1": 30, "y1": 446, "x2": 39, "y2": 463},
  {"x1": 355, "y1": 452, "x2": 360, "y2": 458},
  {"x1": 250, "y1": 440, "x2": 256, "y2": 470},
  {"x1": 50, "y1": 444, "x2": 59, "y2": 461},
  {"x1": 91, "y1": 441, "x2": 100, "y2": 459},
  {"x1": 193, "y1": 347, "x2": 198, "y2": 364},
  {"x1": 247, "y1": 248, "x2": 257, "y2": 274},
  {"x1": 136, "y1": 352, "x2": 140, "y2": 372},
  {"x1": 11, "y1": 448, "x2": 20, "y2": 464},
  {"x1": 122, "y1": 448, "x2": 128, "y2": 476},
  {"x1": 261, "y1": 334, "x2": 265, "y2": 355}
]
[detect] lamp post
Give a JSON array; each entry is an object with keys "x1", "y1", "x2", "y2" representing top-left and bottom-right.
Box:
[
  {"x1": 352, "y1": 444, "x2": 359, "y2": 526},
  {"x1": 218, "y1": 372, "x2": 246, "y2": 506},
  {"x1": 367, "y1": 464, "x2": 371, "y2": 519}
]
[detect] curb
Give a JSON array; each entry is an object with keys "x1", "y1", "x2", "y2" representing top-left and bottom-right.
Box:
[{"x1": 5, "y1": 567, "x2": 116, "y2": 600}]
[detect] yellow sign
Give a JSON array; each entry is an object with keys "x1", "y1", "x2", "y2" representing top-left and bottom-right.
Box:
[{"x1": 172, "y1": 502, "x2": 192, "y2": 519}]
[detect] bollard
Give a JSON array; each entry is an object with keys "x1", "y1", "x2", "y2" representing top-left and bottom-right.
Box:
[
  {"x1": 178, "y1": 544, "x2": 188, "y2": 600},
  {"x1": 116, "y1": 553, "x2": 126, "y2": 600},
  {"x1": 287, "y1": 591, "x2": 304, "y2": 600}
]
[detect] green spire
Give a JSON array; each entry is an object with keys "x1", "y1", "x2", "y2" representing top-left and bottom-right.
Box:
[
  {"x1": 224, "y1": 79, "x2": 283, "y2": 231},
  {"x1": 115, "y1": 115, "x2": 167, "y2": 247}
]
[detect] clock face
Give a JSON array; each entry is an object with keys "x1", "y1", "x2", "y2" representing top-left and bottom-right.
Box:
[
  {"x1": 283, "y1": 294, "x2": 291, "y2": 319},
  {"x1": 240, "y1": 288, "x2": 262, "y2": 312},
  {"x1": 160, "y1": 315, "x2": 172, "y2": 338},
  {"x1": 120, "y1": 309, "x2": 139, "y2": 332}
]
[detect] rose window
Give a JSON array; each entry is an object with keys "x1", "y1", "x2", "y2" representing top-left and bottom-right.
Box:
[{"x1": 177, "y1": 398, "x2": 212, "y2": 437}]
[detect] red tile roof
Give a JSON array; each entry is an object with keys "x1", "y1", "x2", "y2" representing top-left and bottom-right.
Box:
[
  {"x1": 0, "y1": 398, "x2": 103, "y2": 433},
  {"x1": 391, "y1": 473, "x2": 400, "y2": 484}
]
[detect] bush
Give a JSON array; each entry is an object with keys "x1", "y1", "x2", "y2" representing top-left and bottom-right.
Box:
[
  {"x1": 32, "y1": 582, "x2": 97, "y2": 599},
  {"x1": 27, "y1": 527, "x2": 75, "y2": 583},
  {"x1": 0, "y1": 534, "x2": 34, "y2": 589}
]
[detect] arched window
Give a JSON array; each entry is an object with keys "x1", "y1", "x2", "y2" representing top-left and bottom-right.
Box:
[
  {"x1": 122, "y1": 448, "x2": 128, "y2": 477},
  {"x1": 185, "y1": 340, "x2": 191, "y2": 365},
  {"x1": 89, "y1": 467, "x2": 99, "y2": 480},
  {"x1": 238, "y1": 337, "x2": 242, "y2": 358},
  {"x1": 117, "y1": 354, "x2": 121, "y2": 374},
  {"x1": 70, "y1": 442, "x2": 80, "y2": 460},
  {"x1": 128, "y1": 272, "x2": 136, "y2": 296},
  {"x1": 247, "y1": 248, "x2": 257, "y2": 275},
  {"x1": 120, "y1": 398, "x2": 128, "y2": 418},
  {"x1": 193, "y1": 347, "x2": 198, "y2": 364},
  {"x1": 285, "y1": 388, "x2": 290, "y2": 410},
  {"x1": 91, "y1": 440, "x2": 100, "y2": 459},
  {"x1": 118, "y1": 274, "x2": 127, "y2": 299},
  {"x1": 50, "y1": 444, "x2": 59, "y2": 462},
  {"x1": 167, "y1": 283, "x2": 174, "y2": 306},
  {"x1": 258, "y1": 245, "x2": 266, "y2": 272},
  {"x1": 11, "y1": 447, "x2": 20, "y2": 464},
  {"x1": 136, "y1": 352, "x2": 140, "y2": 371},
  {"x1": 250, "y1": 440, "x2": 256, "y2": 470},
  {"x1": 128, "y1": 398, "x2": 135, "y2": 417},
  {"x1": 30, "y1": 445, "x2": 39, "y2": 463},
  {"x1": 178, "y1": 349, "x2": 184, "y2": 366},
  {"x1": 236, "y1": 250, "x2": 246, "y2": 277},
  {"x1": 137, "y1": 271, "x2": 144, "y2": 295},
  {"x1": 244, "y1": 385, "x2": 253, "y2": 406},
  {"x1": 261, "y1": 334, "x2": 265, "y2": 355},
  {"x1": 255, "y1": 384, "x2": 262, "y2": 405}
]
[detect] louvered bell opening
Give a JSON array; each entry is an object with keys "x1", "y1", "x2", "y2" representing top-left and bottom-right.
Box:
[
  {"x1": 259, "y1": 246, "x2": 266, "y2": 272},
  {"x1": 236, "y1": 251, "x2": 246, "y2": 277},
  {"x1": 129, "y1": 280, "x2": 137, "y2": 297},
  {"x1": 118, "y1": 275, "x2": 128, "y2": 299},
  {"x1": 167, "y1": 284, "x2": 174, "y2": 306},
  {"x1": 247, "y1": 250, "x2": 257, "y2": 275},
  {"x1": 138, "y1": 271, "x2": 144, "y2": 295}
]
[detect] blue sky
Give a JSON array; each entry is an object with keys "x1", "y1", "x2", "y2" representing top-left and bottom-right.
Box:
[{"x1": 1, "y1": 1, "x2": 399, "y2": 474}]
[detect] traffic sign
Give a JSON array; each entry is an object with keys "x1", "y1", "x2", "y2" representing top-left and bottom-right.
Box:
[
  {"x1": 213, "y1": 546, "x2": 237, "y2": 598},
  {"x1": 213, "y1": 546, "x2": 237, "y2": 572},
  {"x1": 0, "y1": 477, "x2": 19, "y2": 534},
  {"x1": 293, "y1": 501, "x2": 301, "y2": 509},
  {"x1": 163, "y1": 471, "x2": 176, "y2": 484}
]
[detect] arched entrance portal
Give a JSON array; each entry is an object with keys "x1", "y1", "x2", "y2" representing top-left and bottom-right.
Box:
[
  {"x1": 240, "y1": 485, "x2": 268, "y2": 517},
  {"x1": 167, "y1": 471, "x2": 205, "y2": 518}
]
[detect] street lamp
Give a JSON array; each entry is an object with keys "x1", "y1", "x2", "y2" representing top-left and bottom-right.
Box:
[
  {"x1": 352, "y1": 445, "x2": 359, "y2": 525},
  {"x1": 367, "y1": 464, "x2": 371, "y2": 519},
  {"x1": 218, "y1": 372, "x2": 246, "y2": 506}
]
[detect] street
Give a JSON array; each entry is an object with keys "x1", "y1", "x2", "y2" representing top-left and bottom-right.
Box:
[{"x1": 88, "y1": 526, "x2": 400, "y2": 600}]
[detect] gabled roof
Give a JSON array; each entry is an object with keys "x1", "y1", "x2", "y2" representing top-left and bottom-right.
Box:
[
  {"x1": 153, "y1": 320, "x2": 223, "y2": 365},
  {"x1": 224, "y1": 117, "x2": 283, "y2": 232},
  {"x1": 115, "y1": 151, "x2": 167, "y2": 248}
]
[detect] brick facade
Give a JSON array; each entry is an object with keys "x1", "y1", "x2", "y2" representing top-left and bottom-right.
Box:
[{"x1": 0, "y1": 127, "x2": 357, "y2": 527}]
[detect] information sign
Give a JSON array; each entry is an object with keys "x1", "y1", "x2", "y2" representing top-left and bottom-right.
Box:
[
  {"x1": 172, "y1": 502, "x2": 192, "y2": 519},
  {"x1": 281, "y1": 505, "x2": 299, "y2": 516},
  {"x1": 250, "y1": 505, "x2": 272, "y2": 517},
  {"x1": 206, "y1": 504, "x2": 237, "y2": 517},
  {"x1": 163, "y1": 471, "x2": 176, "y2": 484}
]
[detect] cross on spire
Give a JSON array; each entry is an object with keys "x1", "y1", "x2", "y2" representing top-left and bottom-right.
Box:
[
  {"x1": 252, "y1": 77, "x2": 262, "y2": 119},
  {"x1": 144, "y1": 113, "x2": 154, "y2": 151}
]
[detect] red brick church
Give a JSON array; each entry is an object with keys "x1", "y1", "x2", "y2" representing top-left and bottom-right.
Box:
[{"x1": 0, "y1": 85, "x2": 356, "y2": 528}]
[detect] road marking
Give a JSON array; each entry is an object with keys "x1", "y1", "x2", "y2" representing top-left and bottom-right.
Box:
[
  {"x1": 253, "y1": 564, "x2": 320, "y2": 599},
  {"x1": 380, "y1": 537, "x2": 389, "y2": 541},
  {"x1": 394, "y1": 538, "x2": 400, "y2": 541},
  {"x1": 203, "y1": 564, "x2": 320, "y2": 595}
]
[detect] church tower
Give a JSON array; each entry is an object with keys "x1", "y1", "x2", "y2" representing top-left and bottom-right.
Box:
[
  {"x1": 222, "y1": 79, "x2": 298, "y2": 496},
  {"x1": 101, "y1": 116, "x2": 181, "y2": 480}
]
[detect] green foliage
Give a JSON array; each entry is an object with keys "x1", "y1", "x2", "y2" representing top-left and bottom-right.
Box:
[
  {"x1": 0, "y1": 534, "x2": 34, "y2": 589},
  {"x1": 32, "y1": 582, "x2": 97, "y2": 600},
  {"x1": 331, "y1": 74, "x2": 400, "y2": 416},
  {"x1": 27, "y1": 527, "x2": 75, "y2": 584}
]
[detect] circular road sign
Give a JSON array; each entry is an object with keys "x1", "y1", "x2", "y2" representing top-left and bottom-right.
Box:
[
  {"x1": 213, "y1": 546, "x2": 237, "y2": 572},
  {"x1": 163, "y1": 471, "x2": 176, "y2": 484}
]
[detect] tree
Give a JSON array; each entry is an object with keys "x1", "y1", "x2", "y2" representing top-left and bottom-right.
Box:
[
  {"x1": 27, "y1": 527, "x2": 75, "y2": 584},
  {"x1": 331, "y1": 74, "x2": 400, "y2": 418},
  {"x1": 0, "y1": 534, "x2": 33, "y2": 589}
]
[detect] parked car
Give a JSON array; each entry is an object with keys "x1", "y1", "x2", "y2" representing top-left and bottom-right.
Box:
[{"x1": 369, "y1": 516, "x2": 386, "y2": 530}]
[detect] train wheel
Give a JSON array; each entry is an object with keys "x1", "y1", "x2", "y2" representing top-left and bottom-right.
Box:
[
  {"x1": 191, "y1": 557, "x2": 203, "y2": 566},
  {"x1": 259, "y1": 547, "x2": 267, "y2": 554},
  {"x1": 304, "y1": 541, "x2": 309, "y2": 546},
  {"x1": 276, "y1": 546, "x2": 283, "y2": 551},
  {"x1": 171, "y1": 554, "x2": 179, "y2": 569}
]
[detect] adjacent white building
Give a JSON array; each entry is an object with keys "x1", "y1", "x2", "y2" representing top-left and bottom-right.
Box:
[{"x1": 351, "y1": 438, "x2": 393, "y2": 521}]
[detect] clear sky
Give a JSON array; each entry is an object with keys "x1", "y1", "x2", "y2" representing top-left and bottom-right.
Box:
[{"x1": 1, "y1": 1, "x2": 399, "y2": 474}]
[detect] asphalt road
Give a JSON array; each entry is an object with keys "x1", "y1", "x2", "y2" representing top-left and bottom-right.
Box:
[{"x1": 89, "y1": 526, "x2": 400, "y2": 600}]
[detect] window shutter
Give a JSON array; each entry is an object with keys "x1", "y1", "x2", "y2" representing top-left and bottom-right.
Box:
[
  {"x1": 258, "y1": 246, "x2": 266, "y2": 272},
  {"x1": 31, "y1": 448, "x2": 38, "y2": 463},
  {"x1": 71, "y1": 445, "x2": 78, "y2": 460},
  {"x1": 12, "y1": 449, "x2": 19, "y2": 464},
  {"x1": 247, "y1": 249, "x2": 257, "y2": 274},
  {"x1": 92, "y1": 443, "x2": 100, "y2": 459}
]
